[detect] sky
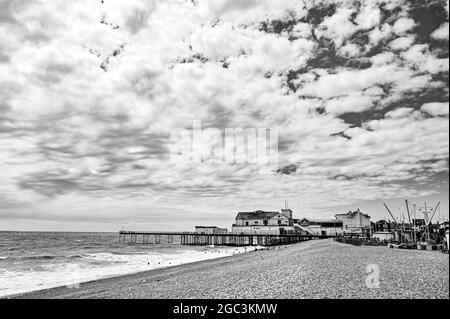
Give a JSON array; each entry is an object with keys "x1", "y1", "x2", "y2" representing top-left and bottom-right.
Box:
[{"x1": 0, "y1": 0, "x2": 449, "y2": 232}]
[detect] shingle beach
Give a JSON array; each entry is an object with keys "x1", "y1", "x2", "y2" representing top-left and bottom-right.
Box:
[{"x1": 12, "y1": 239, "x2": 449, "y2": 299}]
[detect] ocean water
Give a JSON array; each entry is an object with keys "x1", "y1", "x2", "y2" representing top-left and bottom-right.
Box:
[{"x1": 0, "y1": 231, "x2": 254, "y2": 297}]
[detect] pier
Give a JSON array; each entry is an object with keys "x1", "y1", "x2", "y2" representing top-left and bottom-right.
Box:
[{"x1": 119, "y1": 231, "x2": 331, "y2": 246}]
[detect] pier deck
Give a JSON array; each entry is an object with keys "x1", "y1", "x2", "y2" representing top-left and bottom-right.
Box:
[{"x1": 119, "y1": 230, "x2": 331, "y2": 246}]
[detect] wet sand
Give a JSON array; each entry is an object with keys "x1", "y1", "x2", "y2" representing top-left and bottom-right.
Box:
[{"x1": 9, "y1": 239, "x2": 449, "y2": 299}]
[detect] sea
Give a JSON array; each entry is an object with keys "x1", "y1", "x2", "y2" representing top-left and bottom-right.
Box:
[{"x1": 0, "y1": 231, "x2": 253, "y2": 297}]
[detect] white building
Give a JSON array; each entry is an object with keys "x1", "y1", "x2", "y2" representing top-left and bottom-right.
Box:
[
  {"x1": 296, "y1": 218, "x2": 344, "y2": 236},
  {"x1": 231, "y1": 209, "x2": 297, "y2": 235},
  {"x1": 372, "y1": 231, "x2": 395, "y2": 241},
  {"x1": 335, "y1": 209, "x2": 371, "y2": 236}
]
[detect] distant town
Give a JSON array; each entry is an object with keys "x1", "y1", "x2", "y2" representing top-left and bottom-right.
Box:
[
  {"x1": 196, "y1": 200, "x2": 449, "y2": 251},
  {"x1": 120, "y1": 201, "x2": 449, "y2": 252},
  {"x1": 194, "y1": 207, "x2": 372, "y2": 237}
]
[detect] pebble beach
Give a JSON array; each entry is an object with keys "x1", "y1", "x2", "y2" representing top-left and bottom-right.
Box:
[{"x1": 11, "y1": 239, "x2": 449, "y2": 299}]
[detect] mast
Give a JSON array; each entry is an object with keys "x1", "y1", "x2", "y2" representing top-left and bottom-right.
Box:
[
  {"x1": 428, "y1": 201, "x2": 440, "y2": 225},
  {"x1": 424, "y1": 202, "x2": 430, "y2": 242},
  {"x1": 405, "y1": 199, "x2": 414, "y2": 243},
  {"x1": 383, "y1": 203, "x2": 398, "y2": 225},
  {"x1": 384, "y1": 202, "x2": 400, "y2": 242}
]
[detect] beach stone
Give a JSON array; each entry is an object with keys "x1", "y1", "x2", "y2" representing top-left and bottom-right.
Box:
[{"x1": 14, "y1": 239, "x2": 449, "y2": 299}]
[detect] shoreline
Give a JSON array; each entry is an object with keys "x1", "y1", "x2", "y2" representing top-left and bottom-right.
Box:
[
  {"x1": 2, "y1": 255, "x2": 232, "y2": 299},
  {"x1": 8, "y1": 239, "x2": 449, "y2": 299},
  {"x1": 2, "y1": 245, "x2": 264, "y2": 299},
  {"x1": 7, "y1": 248, "x2": 266, "y2": 299}
]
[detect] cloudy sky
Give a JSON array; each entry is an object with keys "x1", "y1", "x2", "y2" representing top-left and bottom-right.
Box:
[{"x1": 0, "y1": 0, "x2": 449, "y2": 231}]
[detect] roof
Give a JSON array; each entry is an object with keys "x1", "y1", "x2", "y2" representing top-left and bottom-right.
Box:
[
  {"x1": 235, "y1": 210, "x2": 281, "y2": 220},
  {"x1": 335, "y1": 210, "x2": 371, "y2": 219},
  {"x1": 298, "y1": 218, "x2": 342, "y2": 223},
  {"x1": 195, "y1": 226, "x2": 221, "y2": 229}
]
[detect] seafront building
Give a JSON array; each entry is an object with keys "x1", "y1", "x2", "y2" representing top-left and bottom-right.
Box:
[
  {"x1": 231, "y1": 209, "x2": 298, "y2": 235},
  {"x1": 295, "y1": 218, "x2": 344, "y2": 236},
  {"x1": 373, "y1": 219, "x2": 392, "y2": 232},
  {"x1": 230, "y1": 207, "x2": 372, "y2": 236},
  {"x1": 335, "y1": 209, "x2": 372, "y2": 236}
]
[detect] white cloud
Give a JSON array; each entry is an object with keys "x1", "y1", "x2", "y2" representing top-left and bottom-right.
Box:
[
  {"x1": 368, "y1": 23, "x2": 393, "y2": 46},
  {"x1": 295, "y1": 62, "x2": 434, "y2": 101},
  {"x1": 401, "y1": 44, "x2": 450, "y2": 74},
  {"x1": 316, "y1": 6, "x2": 358, "y2": 47},
  {"x1": 290, "y1": 22, "x2": 313, "y2": 39},
  {"x1": 338, "y1": 42, "x2": 362, "y2": 57},
  {"x1": 201, "y1": 0, "x2": 308, "y2": 23},
  {"x1": 388, "y1": 36, "x2": 415, "y2": 50},
  {"x1": 190, "y1": 22, "x2": 251, "y2": 60},
  {"x1": 421, "y1": 102, "x2": 449, "y2": 116},
  {"x1": 0, "y1": 0, "x2": 448, "y2": 228},
  {"x1": 370, "y1": 51, "x2": 397, "y2": 65},
  {"x1": 431, "y1": 22, "x2": 449, "y2": 40},
  {"x1": 392, "y1": 17, "x2": 417, "y2": 35},
  {"x1": 385, "y1": 107, "x2": 416, "y2": 119},
  {"x1": 231, "y1": 34, "x2": 316, "y2": 75},
  {"x1": 367, "y1": 15, "x2": 416, "y2": 49},
  {"x1": 324, "y1": 94, "x2": 377, "y2": 115},
  {"x1": 354, "y1": 3, "x2": 381, "y2": 30}
]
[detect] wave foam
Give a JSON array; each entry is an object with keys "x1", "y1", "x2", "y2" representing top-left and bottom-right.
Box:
[{"x1": 0, "y1": 246, "x2": 255, "y2": 297}]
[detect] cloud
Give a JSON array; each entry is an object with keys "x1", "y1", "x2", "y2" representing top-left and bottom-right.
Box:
[
  {"x1": 385, "y1": 107, "x2": 416, "y2": 119},
  {"x1": 401, "y1": 44, "x2": 450, "y2": 74},
  {"x1": 324, "y1": 92, "x2": 379, "y2": 115},
  {"x1": 0, "y1": 0, "x2": 448, "y2": 227},
  {"x1": 392, "y1": 17, "x2": 417, "y2": 35},
  {"x1": 316, "y1": 6, "x2": 358, "y2": 47},
  {"x1": 338, "y1": 43, "x2": 362, "y2": 57},
  {"x1": 201, "y1": 0, "x2": 307, "y2": 23},
  {"x1": 421, "y1": 102, "x2": 449, "y2": 116},
  {"x1": 388, "y1": 35, "x2": 415, "y2": 50},
  {"x1": 368, "y1": 23, "x2": 394, "y2": 46},
  {"x1": 295, "y1": 62, "x2": 435, "y2": 101},
  {"x1": 370, "y1": 51, "x2": 397, "y2": 65},
  {"x1": 431, "y1": 22, "x2": 449, "y2": 40},
  {"x1": 354, "y1": 3, "x2": 381, "y2": 30}
]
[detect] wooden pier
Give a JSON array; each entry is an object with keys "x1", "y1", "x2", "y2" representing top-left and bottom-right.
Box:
[{"x1": 119, "y1": 231, "x2": 331, "y2": 246}]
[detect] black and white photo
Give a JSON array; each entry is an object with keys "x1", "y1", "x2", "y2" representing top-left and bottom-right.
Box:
[{"x1": 0, "y1": 0, "x2": 448, "y2": 305}]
